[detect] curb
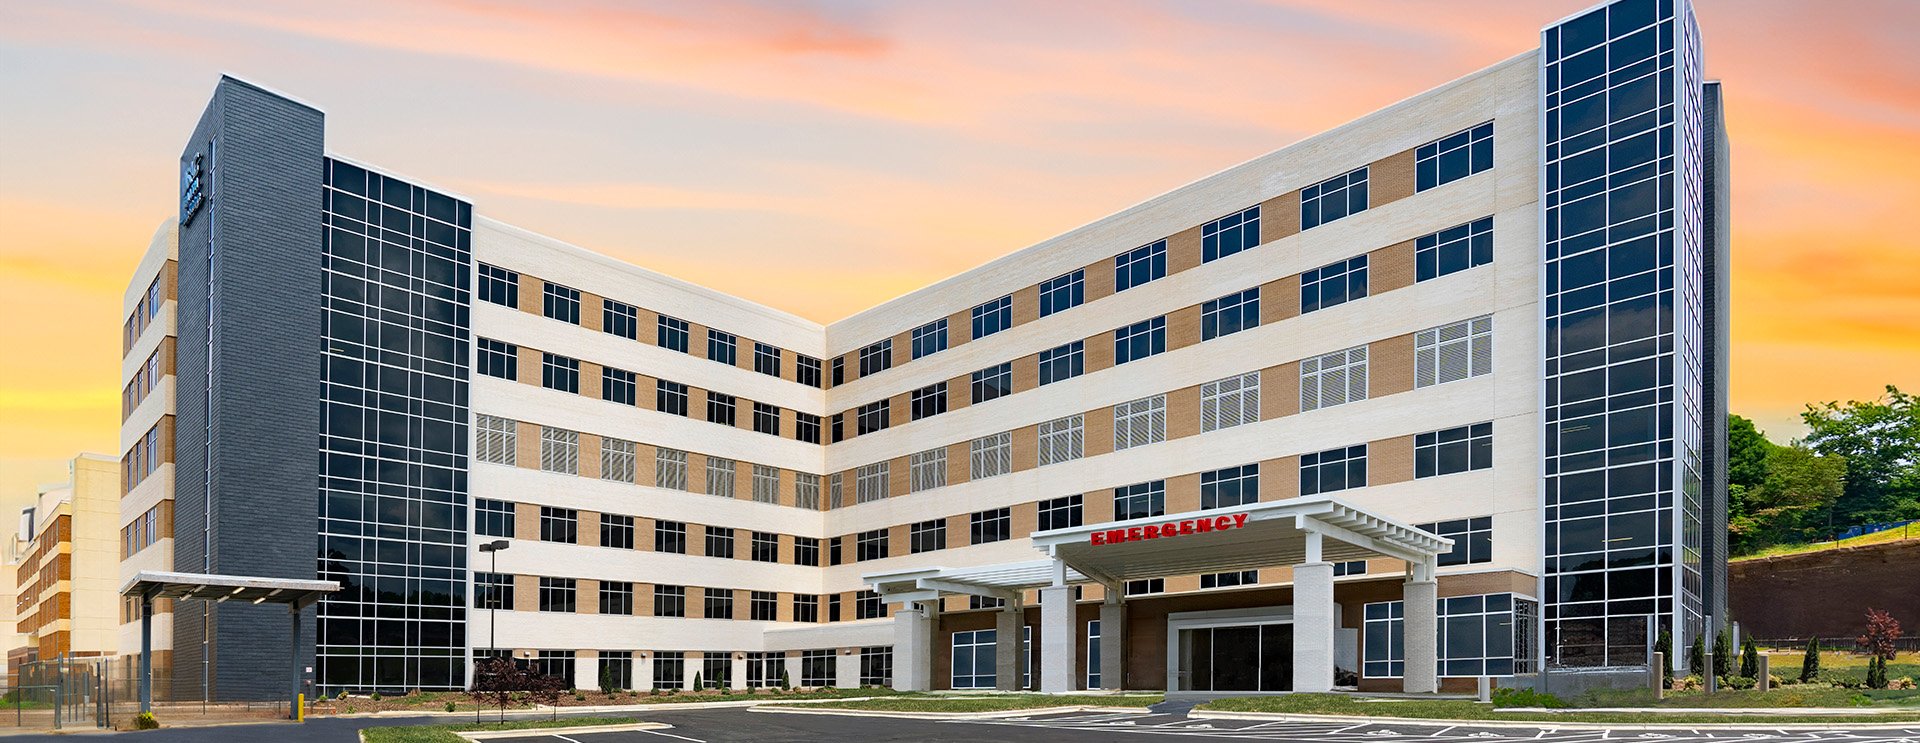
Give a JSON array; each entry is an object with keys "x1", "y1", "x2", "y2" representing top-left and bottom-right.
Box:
[
  {"x1": 753, "y1": 704, "x2": 1150, "y2": 720},
  {"x1": 324, "y1": 694, "x2": 890, "y2": 718},
  {"x1": 1187, "y1": 709, "x2": 1920, "y2": 730},
  {"x1": 458, "y1": 722, "x2": 671, "y2": 740}
]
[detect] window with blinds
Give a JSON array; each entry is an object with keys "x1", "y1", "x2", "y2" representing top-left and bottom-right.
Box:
[
  {"x1": 969, "y1": 432, "x2": 1012, "y2": 479},
  {"x1": 655, "y1": 448, "x2": 688, "y2": 490},
  {"x1": 751, "y1": 464, "x2": 780, "y2": 504},
  {"x1": 909, "y1": 448, "x2": 947, "y2": 492},
  {"x1": 829, "y1": 472, "x2": 844, "y2": 509},
  {"x1": 705, "y1": 457, "x2": 736, "y2": 497},
  {"x1": 1037, "y1": 415, "x2": 1084, "y2": 466},
  {"x1": 1301, "y1": 346, "x2": 1368, "y2": 412},
  {"x1": 1200, "y1": 372, "x2": 1261, "y2": 432},
  {"x1": 856, "y1": 462, "x2": 888, "y2": 503},
  {"x1": 539, "y1": 427, "x2": 578, "y2": 475},
  {"x1": 794, "y1": 472, "x2": 821, "y2": 510},
  {"x1": 1415, "y1": 315, "x2": 1493, "y2": 388},
  {"x1": 475, "y1": 414, "x2": 515, "y2": 465},
  {"x1": 1113, "y1": 395, "x2": 1167, "y2": 450},
  {"x1": 601, "y1": 437, "x2": 636, "y2": 483}
]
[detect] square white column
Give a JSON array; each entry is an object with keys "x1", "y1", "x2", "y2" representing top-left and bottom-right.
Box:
[
  {"x1": 835, "y1": 648, "x2": 860, "y2": 688},
  {"x1": 994, "y1": 607, "x2": 1022, "y2": 690},
  {"x1": 783, "y1": 652, "x2": 803, "y2": 688},
  {"x1": 1099, "y1": 599, "x2": 1126, "y2": 690},
  {"x1": 1292, "y1": 561, "x2": 1336, "y2": 692},
  {"x1": 1039, "y1": 586, "x2": 1075, "y2": 693},
  {"x1": 729, "y1": 654, "x2": 749, "y2": 690},
  {"x1": 892, "y1": 602, "x2": 933, "y2": 691},
  {"x1": 635, "y1": 653, "x2": 654, "y2": 691},
  {"x1": 574, "y1": 651, "x2": 596, "y2": 691},
  {"x1": 684, "y1": 654, "x2": 700, "y2": 690},
  {"x1": 1402, "y1": 578, "x2": 1439, "y2": 693}
]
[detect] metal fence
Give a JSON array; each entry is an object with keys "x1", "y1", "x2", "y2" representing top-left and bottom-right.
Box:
[
  {"x1": 1752, "y1": 635, "x2": 1920, "y2": 653},
  {"x1": 2, "y1": 657, "x2": 292, "y2": 731}
]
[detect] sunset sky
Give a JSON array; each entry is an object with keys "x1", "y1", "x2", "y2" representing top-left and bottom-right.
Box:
[{"x1": 1, "y1": 0, "x2": 1916, "y2": 502}]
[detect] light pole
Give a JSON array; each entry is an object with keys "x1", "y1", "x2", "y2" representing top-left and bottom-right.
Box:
[{"x1": 477, "y1": 540, "x2": 509, "y2": 723}]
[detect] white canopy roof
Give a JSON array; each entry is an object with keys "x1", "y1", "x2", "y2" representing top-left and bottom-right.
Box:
[{"x1": 121, "y1": 570, "x2": 340, "y2": 610}]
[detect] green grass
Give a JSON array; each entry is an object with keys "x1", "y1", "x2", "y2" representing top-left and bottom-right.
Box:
[
  {"x1": 1758, "y1": 650, "x2": 1920, "y2": 685},
  {"x1": 1579, "y1": 686, "x2": 1920, "y2": 709},
  {"x1": 360, "y1": 717, "x2": 639, "y2": 743},
  {"x1": 618, "y1": 686, "x2": 907, "y2": 704},
  {"x1": 1735, "y1": 525, "x2": 1918, "y2": 560},
  {"x1": 1198, "y1": 693, "x2": 1920, "y2": 724},
  {"x1": 780, "y1": 693, "x2": 1163, "y2": 712}
]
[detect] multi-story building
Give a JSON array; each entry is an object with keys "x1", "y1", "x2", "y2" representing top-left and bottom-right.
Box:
[
  {"x1": 9, "y1": 454, "x2": 121, "y2": 674},
  {"x1": 115, "y1": 223, "x2": 179, "y2": 690},
  {"x1": 117, "y1": 0, "x2": 1726, "y2": 697}
]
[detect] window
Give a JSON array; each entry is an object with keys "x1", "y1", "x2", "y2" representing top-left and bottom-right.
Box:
[
  {"x1": 1087, "y1": 619, "x2": 1103, "y2": 688},
  {"x1": 1114, "y1": 316, "x2": 1166, "y2": 364},
  {"x1": 750, "y1": 591, "x2": 778, "y2": 621},
  {"x1": 859, "y1": 339, "x2": 892, "y2": 376},
  {"x1": 1300, "y1": 345, "x2": 1368, "y2": 411},
  {"x1": 1037, "y1": 494, "x2": 1083, "y2": 531},
  {"x1": 704, "y1": 588, "x2": 734, "y2": 620},
  {"x1": 855, "y1": 589, "x2": 885, "y2": 619},
  {"x1": 707, "y1": 329, "x2": 737, "y2": 365},
  {"x1": 910, "y1": 383, "x2": 948, "y2": 421},
  {"x1": 1419, "y1": 516, "x2": 1493, "y2": 566},
  {"x1": 951, "y1": 629, "x2": 996, "y2": 689},
  {"x1": 654, "y1": 520, "x2": 687, "y2": 554},
  {"x1": 1202, "y1": 288, "x2": 1260, "y2": 340},
  {"x1": 855, "y1": 529, "x2": 889, "y2": 561},
  {"x1": 1418, "y1": 422, "x2": 1494, "y2": 478},
  {"x1": 855, "y1": 462, "x2": 889, "y2": 503},
  {"x1": 910, "y1": 519, "x2": 946, "y2": 554},
  {"x1": 1125, "y1": 578, "x2": 1165, "y2": 596},
  {"x1": 967, "y1": 431, "x2": 1011, "y2": 479},
  {"x1": 542, "y1": 282, "x2": 580, "y2": 324},
  {"x1": 830, "y1": 413, "x2": 844, "y2": 443},
  {"x1": 1039, "y1": 270, "x2": 1084, "y2": 317},
  {"x1": 1200, "y1": 372, "x2": 1261, "y2": 432},
  {"x1": 909, "y1": 448, "x2": 947, "y2": 492},
  {"x1": 474, "y1": 572, "x2": 512, "y2": 610},
  {"x1": 829, "y1": 473, "x2": 845, "y2": 509},
  {"x1": 794, "y1": 536, "x2": 820, "y2": 566},
  {"x1": 478, "y1": 263, "x2": 518, "y2": 307},
  {"x1": 602, "y1": 367, "x2": 636, "y2": 405},
  {"x1": 753, "y1": 342, "x2": 781, "y2": 376},
  {"x1": 654, "y1": 585, "x2": 686, "y2": 617},
  {"x1": 1417, "y1": 121, "x2": 1494, "y2": 191},
  {"x1": 1114, "y1": 240, "x2": 1166, "y2": 292},
  {"x1": 1334, "y1": 560, "x2": 1368, "y2": 576},
  {"x1": 540, "y1": 427, "x2": 579, "y2": 475},
  {"x1": 706, "y1": 392, "x2": 737, "y2": 426},
  {"x1": 793, "y1": 594, "x2": 820, "y2": 623},
  {"x1": 477, "y1": 338, "x2": 517, "y2": 380},
  {"x1": 1301, "y1": 166, "x2": 1368, "y2": 229},
  {"x1": 539, "y1": 506, "x2": 578, "y2": 543},
  {"x1": 701, "y1": 655, "x2": 730, "y2": 688},
  {"x1": 541, "y1": 353, "x2": 579, "y2": 393},
  {"x1": 801, "y1": 649, "x2": 834, "y2": 686},
  {"x1": 1036, "y1": 414, "x2": 1085, "y2": 467},
  {"x1": 753, "y1": 403, "x2": 780, "y2": 435},
  {"x1": 860, "y1": 647, "x2": 893, "y2": 686},
  {"x1": 705, "y1": 526, "x2": 736, "y2": 558},
  {"x1": 855, "y1": 400, "x2": 890, "y2": 434},
  {"x1": 538, "y1": 577, "x2": 576, "y2": 612},
  {"x1": 655, "y1": 380, "x2": 688, "y2": 416},
  {"x1": 1301, "y1": 255, "x2": 1369, "y2": 314},
  {"x1": 603, "y1": 300, "x2": 641, "y2": 341},
  {"x1": 475, "y1": 414, "x2": 516, "y2": 465},
  {"x1": 657, "y1": 315, "x2": 689, "y2": 353},
  {"x1": 653, "y1": 651, "x2": 685, "y2": 688},
  {"x1": 970, "y1": 508, "x2": 1011, "y2": 545},
  {"x1": 797, "y1": 355, "x2": 823, "y2": 388},
  {"x1": 600, "y1": 581, "x2": 634, "y2": 615},
  {"x1": 1417, "y1": 217, "x2": 1494, "y2": 282},
  {"x1": 1200, "y1": 570, "x2": 1258, "y2": 588},
  {"x1": 1366, "y1": 593, "x2": 1532, "y2": 678},
  {"x1": 831, "y1": 357, "x2": 844, "y2": 386},
  {"x1": 1201, "y1": 463, "x2": 1260, "y2": 509},
  {"x1": 794, "y1": 412, "x2": 821, "y2": 444},
  {"x1": 782, "y1": 470, "x2": 816, "y2": 509},
  {"x1": 1037, "y1": 341, "x2": 1084, "y2": 386},
  {"x1": 1301, "y1": 444, "x2": 1367, "y2": 495},
  {"x1": 475, "y1": 498, "x2": 515, "y2": 537},
  {"x1": 1415, "y1": 315, "x2": 1493, "y2": 387},
  {"x1": 750, "y1": 465, "x2": 780, "y2": 504},
  {"x1": 750, "y1": 531, "x2": 778, "y2": 563},
  {"x1": 1202, "y1": 205, "x2": 1260, "y2": 263},
  {"x1": 1113, "y1": 394, "x2": 1166, "y2": 450},
  {"x1": 1113, "y1": 480, "x2": 1165, "y2": 520},
  {"x1": 705, "y1": 456, "x2": 736, "y2": 497},
  {"x1": 1364, "y1": 601, "x2": 1404, "y2": 678},
  {"x1": 971, "y1": 295, "x2": 1012, "y2": 339},
  {"x1": 970, "y1": 595, "x2": 1005, "y2": 612},
  {"x1": 655, "y1": 448, "x2": 688, "y2": 490},
  {"x1": 911, "y1": 319, "x2": 948, "y2": 359},
  {"x1": 970, "y1": 363, "x2": 1012, "y2": 404},
  {"x1": 600, "y1": 513, "x2": 634, "y2": 549},
  {"x1": 602, "y1": 438, "x2": 636, "y2": 482}
]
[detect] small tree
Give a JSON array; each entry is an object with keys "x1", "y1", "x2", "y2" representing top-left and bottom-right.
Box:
[
  {"x1": 1867, "y1": 655, "x2": 1889, "y2": 689},
  {"x1": 1713, "y1": 627, "x2": 1733, "y2": 678},
  {"x1": 1656, "y1": 629, "x2": 1674, "y2": 686},
  {"x1": 1740, "y1": 639, "x2": 1760, "y2": 680},
  {"x1": 1858, "y1": 608, "x2": 1902, "y2": 662},
  {"x1": 1800, "y1": 637, "x2": 1822, "y2": 682},
  {"x1": 780, "y1": 668, "x2": 791, "y2": 690},
  {"x1": 600, "y1": 663, "x2": 616, "y2": 695},
  {"x1": 1689, "y1": 633, "x2": 1706, "y2": 675},
  {"x1": 469, "y1": 657, "x2": 534, "y2": 724},
  {"x1": 692, "y1": 672, "x2": 703, "y2": 691}
]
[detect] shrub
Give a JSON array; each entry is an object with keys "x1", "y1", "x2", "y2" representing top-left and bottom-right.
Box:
[
  {"x1": 1891, "y1": 676, "x2": 1917, "y2": 690},
  {"x1": 780, "y1": 669, "x2": 791, "y2": 690},
  {"x1": 337, "y1": 690, "x2": 349, "y2": 701},
  {"x1": 1713, "y1": 628, "x2": 1733, "y2": 678},
  {"x1": 600, "y1": 663, "x2": 617, "y2": 696},
  {"x1": 1859, "y1": 608, "x2": 1902, "y2": 662},
  {"x1": 573, "y1": 692, "x2": 585, "y2": 701},
  {"x1": 1801, "y1": 637, "x2": 1822, "y2": 682},
  {"x1": 1491, "y1": 687, "x2": 1567, "y2": 708},
  {"x1": 648, "y1": 688, "x2": 662, "y2": 696},
  {"x1": 444, "y1": 701, "x2": 456, "y2": 712},
  {"x1": 134, "y1": 711, "x2": 160, "y2": 730},
  {"x1": 692, "y1": 672, "x2": 703, "y2": 690},
  {"x1": 1740, "y1": 639, "x2": 1760, "y2": 680},
  {"x1": 370, "y1": 691, "x2": 382, "y2": 702},
  {"x1": 1656, "y1": 629, "x2": 1674, "y2": 686},
  {"x1": 1770, "y1": 673, "x2": 1789, "y2": 687},
  {"x1": 1867, "y1": 655, "x2": 1889, "y2": 690},
  {"x1": 1689, "y1": 634, "x2": 1705, "y2": 676},
  {"x1": 1721, "y1": 675, "x2": 1756, "y2": 690},
  {"x1": 1672, "y1": 675, "x2": 1703, "y2": 692}
]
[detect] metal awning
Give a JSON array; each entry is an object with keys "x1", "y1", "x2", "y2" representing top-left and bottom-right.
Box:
[
  {"x1": 1029, "y1": 496, "x2": 1452, "y2": 587},
  {"x1": 867, "y1": 560, "x2": 1092, "y2": 603},
  {"x1": 121, "y1": 570, "x2": 340, "y2": 610}
]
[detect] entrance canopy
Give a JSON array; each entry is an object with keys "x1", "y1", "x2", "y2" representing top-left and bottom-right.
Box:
[
  {"x1": 1031, "y1": 496, "x2": 1452, "y2": 587},
  {"x1": 121, "y1": 570, "x2": 340, "y2": 609},
  {"x1": 867, "y1": 560, "x2": 1092, "y2": 604}
]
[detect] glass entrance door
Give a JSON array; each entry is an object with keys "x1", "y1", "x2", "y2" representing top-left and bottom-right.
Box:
[{"x1": 1177, "y1": 623, "x2": 1293, "y2": 691}]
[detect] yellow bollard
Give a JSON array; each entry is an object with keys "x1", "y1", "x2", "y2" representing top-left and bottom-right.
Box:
[{"x1": 297, "y1": 693, "x2": 305, "y2": 722}]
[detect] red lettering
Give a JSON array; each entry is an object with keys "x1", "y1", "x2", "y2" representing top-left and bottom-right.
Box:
[
  {"x1": 1215, "y1": 516, "x2": 1232, "y2": 530},
  {"x1": 1090, "y1": 532, "x2": 1105, "y2": 545},
  {"x1": 1127, "y1": 527, "x2": 1142, "y2": 542},
  {"x1": 1107, "y1": 529, "x2": 1127, "y2": 545},
  {"x1": 1197, "y1": 518, "x2": 1214, "y2": 533},
  {"x1": 1232, "y1": 513, "x2": 1250, "y2": 529},
  {"x1": 1179, "y1": 520, "x2": 1195, "y2": 535}
]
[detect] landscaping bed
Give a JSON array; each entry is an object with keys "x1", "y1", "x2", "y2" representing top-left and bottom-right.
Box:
[
  {"x1": 1197, "y1": 693, "x2": 1920, "y2": 724},
  {"x1": 313, "y1": 686, "x2": 903, "y2": 715},
  {"x1": 358, "y1": 716, "x2": 640, "y2": 743},
  {"x1": 772, "y1": 692, "x2": 1163, "y2": 713}
]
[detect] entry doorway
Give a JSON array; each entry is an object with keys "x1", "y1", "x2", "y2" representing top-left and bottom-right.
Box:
[{"x1": 1178, "y1": 624, "x2": 1292, "y2": 691}]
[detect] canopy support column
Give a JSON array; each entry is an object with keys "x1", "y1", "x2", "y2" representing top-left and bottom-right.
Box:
[
  {"x1": 994, "y1": 605, "x2": 1023, "y2": 691},
  {"x1": 1099, "y1": 594, "x2": 1125, "y2": 690},
  {"x1": 139, "y1": 592, "x2": 153, "y2": 714},
  {"x1": 891, "y1": 601, "x2": 933, "y2": 691},
  {"x1": 1403, "y1": 557, "x2": 1440, "y2": 693},
  {"x1": 1292, "y1": 556, "x2": 1336, "y2": 693}
]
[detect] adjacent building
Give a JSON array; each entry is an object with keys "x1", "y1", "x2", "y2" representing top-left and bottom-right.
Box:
[
  {"x1": 9, "y1": 454, "x2": 121, "y2": 676},
  {"x1": 117, "y1": 0, "x2": 1727, "y2": 698}
]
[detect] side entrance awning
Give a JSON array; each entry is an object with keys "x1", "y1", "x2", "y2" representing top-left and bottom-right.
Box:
[{"x1": 121, "y1": 570, "x2": 340, "y2": 610}]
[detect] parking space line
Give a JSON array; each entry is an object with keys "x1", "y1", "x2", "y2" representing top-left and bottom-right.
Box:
[{"x1": 634, "y1": 729, "x2": 706, "y2": 743}]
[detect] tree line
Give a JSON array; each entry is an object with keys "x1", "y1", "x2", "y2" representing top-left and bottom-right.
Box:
[{"x1": 1729, "y1": 385, "x2": 1919, "y2": 555}]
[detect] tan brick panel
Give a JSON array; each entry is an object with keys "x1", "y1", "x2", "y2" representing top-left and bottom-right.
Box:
[
  {"x1": 1165, "y1": 225, "x2": 1204, "y2": 274},
  {"x1": 634, "y1": 517, "x2": 656, "y2": 552},
  {"x1": 579, "y1": 511, "x2": 601, "y2": 548},
  {"x1": 1082, "y1": 488, "x2": 1114, "y2": 523},
  {"x1": 1261, "y1": 362, "x2": 1300, "y2": 420},
  {"x1": 886, "y1": 524, "x2": 909, "y2": 558},
  {"x1": 1260, "y1": 276, "x2": 1301, "y2": 326},
  {"x1": 1009, "y1": 424, "x2": 1038, "y2": 471},
  {"x1": 944, "y1": 442, "x2": 971, "y2": 487},
  {"x1": 943, "y1": 308, "x2": 973, "y2": 347},
  {"x1": 1010, "y1": 353, "x2": 1039, "y2": 393},
  {"x1": 1011, "y1": 502, "x2": 1038, "y2": 539},
  {"x1": 579, "y1": 434, "x2": 602, "y2": 480},
  {"x1": 1164, "y1": 575, "x2": 1201, "y2": 594},
  {"x1": 514, "y1": 502, "x2": 539, "y2": 538},
  {"x1": 1438, "y1": 570, "x2": 1537, "y2": 598},
  {"x1": 888, "y1": 455, "x2": 911, "y2": 498},
  {"x1": 734, "y1": 464, "x2": 752, "y2": 501},
  {"x1": 1369, "y1": 148, "x2": 1419, "y2": 207},
  {"x1": 777, "y1": 592, "x2": 794, "y2": 622},
  {"x1": 580, "y1": 292, "x2": 604, "y2": 332},
  {"x1": 686, "y1": 454, "x2": 708, "y2": 494},
  {"x1": 1369, "y1": 434, "x2": 1415, "y2": 486},
  {"x1": 888, "y1": 392, "x2": 911, "y2": 426},
  {"x1": 1010, "y1": 285, "x2": 1041, "y2": 326},
  {"x1": 1165, "y1": 473, "x2": 1201, "y2": 513},
  {"x1": 1259, "y1": 456, "x2": 1300, "y2": 502},
  {"x1": 1259, "y1": 190, "x2": 1302, "y2": 242},
  {"x1": 1165, "y1": 305, "x2": 1203, "y2": 351},
  {"x1": 1083, "y1": 331, "x2": 1114, "y2": 374},
  {"x1": 947, "y1": 374, "x2": 973, "y2": 410},
  {"x1": 1164, "y1": 385, "x2": 1201, "y2": 440},
  {"x1": 1370, "y1": 239, "x2": 1418, "y2": 294},
  {"x1": 888, "y1": 331, "x2": 913, "y2": 366},
  {"x1": 634, "y1": 444, "x2": 658, "y2": 487},
  {"x1": 578, "y1": 579, "x2": 600, "y2": 614},
  {"x1": 515, "y1": 346, "x2": 542, "y2": 387},
  {"x1": 579, "y1": 361, "x2": 603, "y2": 400},
  {"x1": 1081, "y1": 258, "x2": 1115, "y2": 304},
  {"x1": 1369, "y1": 333, "x2": 1416, "y2": 397},
  {"x1": 1083, "y1": 406, "x2": 1115, "y2": 458},
  {"x1": 516, "y1": 274, "x2": 542, "y2": 314},
  {"x1": 513, "y1": 574, "x2": 538, "y2": 611},
  {"x1": 686, "y1": 321, "x2": 711, "y2": 361},
  {"x1": 636, "y1": 583, "x2": 654, "y2": 615},
  {"x1": 514, "y1": 422, "x2": 540, "y2": 468}
]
